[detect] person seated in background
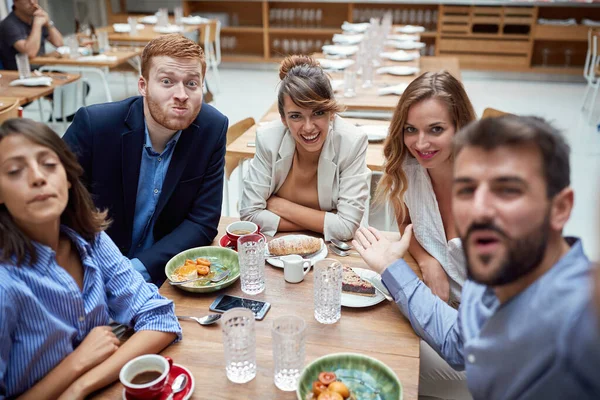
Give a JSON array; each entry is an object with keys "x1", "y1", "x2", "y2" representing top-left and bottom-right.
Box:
[
  {"x1": 355, "y1": 116, "x2": 600, "y2": 399},
  {"x1": 0, "y1": 0, "x2": 63, "y2": 70},
  {"x1": 63, "y1": 34, "x2": 228, "y2": 285},
  {"x1": 240, "y1": 55, "x2": 370, "y2": 241},
  {"x1": 0, "y1": 118, "x2": 181, "y2": 400}
]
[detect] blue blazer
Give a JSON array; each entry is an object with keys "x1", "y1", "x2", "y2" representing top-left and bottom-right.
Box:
[{"x1": 63, "y1": 96, "x2": 228, "y2": 284}]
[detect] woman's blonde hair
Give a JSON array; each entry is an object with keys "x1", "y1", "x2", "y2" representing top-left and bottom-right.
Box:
[
  {"x1": 277, "y1": 55, "x2": 344, "y2": 117},
  {"x1": 376, "y1": 71, "x2": 476, "y2": 224}
]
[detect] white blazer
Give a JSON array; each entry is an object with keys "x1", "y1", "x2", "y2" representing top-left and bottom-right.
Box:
[{"x1": 240, "y1": 115, "x2": 370, "y2": 241}]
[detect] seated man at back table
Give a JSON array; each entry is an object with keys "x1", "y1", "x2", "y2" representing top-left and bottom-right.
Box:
[
  {"x1": 0, "y1": 0, "x2": 63, "y2": 69},
  {"x1": 354, "y1": 116, "x2": 600, "y2": 399},
  {"x1": 64, "y1": 34, "x2": 228, "y2": 285}
]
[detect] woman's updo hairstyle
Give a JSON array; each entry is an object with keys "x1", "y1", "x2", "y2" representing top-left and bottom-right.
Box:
[{"x1": 277, "y1": 55, "x2": 344, "y2": 118}]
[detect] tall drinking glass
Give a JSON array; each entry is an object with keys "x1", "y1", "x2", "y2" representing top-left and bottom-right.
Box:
[
  {"x1": 237, "y1": 234, "x2": 266, "y2": 295},
  {"x1": 222, "y1": 308, "x2": 256, "y2": 383},
  {"x1": 272, "y1": 316, "x2": 307, "y2": 391},
  {"x1": 174, "y1": 6, "x2": 184, "y2": 26},
  {"x1": 128, "y1": 17, "x2": 138, "y2": 36},
  {"x1": 15, "y1": 53, "x2": 31, "y2": 79},
  {"x1": 343, "y1": 68, "x2": 357, "y2": 98},
  {"x1": 314, "y1": 259, "x2": 343, "y2": 324}
]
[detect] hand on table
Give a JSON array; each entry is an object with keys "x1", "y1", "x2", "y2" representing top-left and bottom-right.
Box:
[{"x1": 352, "y1": 225, "x2": 412, "y2": 275}]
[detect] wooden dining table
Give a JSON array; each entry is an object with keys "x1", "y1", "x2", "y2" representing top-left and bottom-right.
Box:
[
  {"x1": 93, "y1": 216, "x2": 422, "y2": 400},
  {"x1": 99, "y1": 24, "x2": 203, "y2": 45},
  {"x1": 0, "y1": 70, "x2": 80, "y2": 105}
]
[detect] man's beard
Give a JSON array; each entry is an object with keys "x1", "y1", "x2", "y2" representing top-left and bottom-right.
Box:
[
  {"x1": 146, "y1": 90, "x2": 201, "y2": 131},
  {"x1": 462, "y1": 213, "x2": 550, "y2": 287}
]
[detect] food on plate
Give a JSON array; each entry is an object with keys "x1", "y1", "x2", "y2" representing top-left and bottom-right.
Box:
[
  {"x1": 342, "y1": 265, "x2": 376, "y2": 297},
  {"x1": 268, "y1": 236, "x2": 321, "y2": 256},
  {"x1": 172, "y1": 258, "x2": 212, "y2": 281},
  {"x1": 308, "y1": 372, "x2": 353, "y2": 400}
]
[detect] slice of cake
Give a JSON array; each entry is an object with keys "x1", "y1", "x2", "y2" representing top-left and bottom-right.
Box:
[{"x1": 342, "y1": 265, "x2": 376, "y2": 297}]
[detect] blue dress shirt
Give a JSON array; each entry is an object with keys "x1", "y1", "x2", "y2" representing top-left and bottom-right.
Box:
[
  {"x1": 382, "y1": 238, "x2": 600, "y2": 400},
  {"x1": 130, "y1": 125, "x2": 181, "y2": 281},
  {"x1": 0, "y1": 227, "x2": 182, "y2": 398}
]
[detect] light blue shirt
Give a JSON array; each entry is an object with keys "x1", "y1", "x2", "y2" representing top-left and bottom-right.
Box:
[
  {"x1": 0, "y1": 227, "x2": 182, "y2": 398},
  {"x1": 382, "y1": 238, "x2": 600, "y2": 400},
  {"x1": 130, "y1": 124, "x2": 181, "y2": 281}
]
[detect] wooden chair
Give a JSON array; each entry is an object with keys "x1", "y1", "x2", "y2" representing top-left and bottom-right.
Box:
[
  {"x1": 223, "y1": 117, "x2": 255, "y2": 216},
  {"x1": 0, "y1": 98, "x2": 20, "y2": 124},
  {"x1": 481, "y1": 108, "x2": 510, "y2": 119},
  {"x1": 200, "y1": 20, "x2": 221, "y2": 93},
  {"x1": 581, "y1": 29, "x2": 600, "y2": 121}
]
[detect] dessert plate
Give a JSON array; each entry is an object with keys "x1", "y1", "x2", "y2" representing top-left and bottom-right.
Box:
[{"x1": 341, "y1": 267, "x2": 389, "y2": 308}]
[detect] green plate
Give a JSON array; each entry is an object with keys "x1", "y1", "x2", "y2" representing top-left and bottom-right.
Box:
[
  {"x1": 297, "y1": 353, "x2": 402, "y2": 400},
  {"x1": 164, "y1": 246, "x2": 240, "y2": 293}
]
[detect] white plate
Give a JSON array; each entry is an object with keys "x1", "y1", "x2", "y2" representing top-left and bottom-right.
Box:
[
  {"x1": 182, "y1": 16, "x2": 209, "y2": 25},
  {"x1": 341, "y1": 267, "x2": 389, "y2": 308},
  {"x1": 266, "y1": 236, "x2": 326, "y2": 268},
  {"x1": 113, "y1": 23, "x2": 145, "y2": 33},
  {"x1": 387, "y1": 34, "x2": 419, "y2": 42},
  {"x1": 332, "y1": 33, "x2": 364, "y2": 45},
  {"x1": 317, "y1": 58, "x2": 355, "y2": 70},
  {"x1": 385, "y1": 40, "x2": 426, "y2": 50},
  {"x1": 140, "y1": 15, "x2": 158, "y2": 24},
  {"x1": 377, "y1": 83, "x2": 409, "y2": 96},
  {"x1": 153, "y1": 25, "x2": 184, "y2": 33},
  {"x1": 322, "y1": 45, "x2": 359, "y2": 57},
  {"x1": 359, "y1": 125, "x2": 389, "y2": 142},
  {"x1": 377, "y1": 66, "x2": 420, "y2": 76},
  {"x1": 380, "y1": 51, "x2": 420, "y2": 62},
  {"x1": 394, "y1": 25, "x2": 426, "y2": 34},
  {"x1": 9, "y1": 77, "x2": 52, "y2": 87},
  {"x1": 341, "y1": 22, "x2": 370, "y2": 33}
]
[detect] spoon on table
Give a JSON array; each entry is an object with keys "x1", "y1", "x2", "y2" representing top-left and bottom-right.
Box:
[
  {"x1": 329, "y1": 244, "x2": 361, "y2": 257},
  {"x1": 166, "y1": 373, "x2": 188, "y2": 400},
  {"x1": 330, "y1": 238, "x2": 353, "y2": 251},
  {"x1": 177, "y1": 314, "x2": 222, "y2": 326},
  {"x1": 169, "y1": 270, "x2": 230, "y2": 286}
]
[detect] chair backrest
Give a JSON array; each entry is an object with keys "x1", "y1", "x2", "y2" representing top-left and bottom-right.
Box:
[
  {"x1": 0, "y1": 98, "x2": 20, "y2": 123},
  {"x1": 481, "y1": 108, "x2": 510, "y2": 119},
  {"x1": 227, "y1": 117, "x2": 255, "y2": 146},
  {"x1": 200, "y1": 20, "x2": 221, "y2": 65}
]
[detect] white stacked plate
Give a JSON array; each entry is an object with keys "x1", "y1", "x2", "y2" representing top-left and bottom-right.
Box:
[
  {"x1": 385, "y1": 41, "x2": 426, "y2": 50},
  {"x1": 376, "y1": 66, "x2": 420, "y2": 76},
  {"x1": 394, "y1": 25, "x2": 426, "y2": 34},
  {"x1": 322, "y1": 45, "x2": 359, "y2": 57},
  {"x1": 317, "y1": 58, "x2": 355, "y2": 70},
  {"x1": 380, "y1": 51, "x2": 420, "y2": 62}
]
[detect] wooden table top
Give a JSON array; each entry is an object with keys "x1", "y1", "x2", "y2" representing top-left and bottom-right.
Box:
[
  {"x1": 31, "y1": 47, "x2": 143, "y2": 68},
  {"x1": 100, "y1": 24, "x2": 203, "y2": 44},
  {"x1": 0, "y1": 96, "x2": 20, "y2": 113},
  {"x1": 0, "y1": 70, "x2": 80, "y2": 105},
  {"x1": 92, "y1": 216, "x2": 421, "y2": 400}
]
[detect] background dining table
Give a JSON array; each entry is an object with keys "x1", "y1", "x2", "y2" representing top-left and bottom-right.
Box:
[
  {"x1": 92, "y1": 216, "x2": 422, "y2": 400},
  {"x1": 0, "y1": 70, "x2": 80, "y2": 105}
]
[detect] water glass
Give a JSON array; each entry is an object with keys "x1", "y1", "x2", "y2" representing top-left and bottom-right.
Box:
[
  {"x1": 237, "y1": 234, "x2": 266, "y2": 295},
  {"x1": 272, "y1": 316, "x2": 306, "y2": 391},
  {"x1": 313, "y1": 259, "x2": 343, "y2": 324},
  {"x1": 174, "y1": 6, "x2": 183, "y2": 26},
  {"x1": 15, "y1": 53, "x2": 30, "y2": 79},
  {"x1": 222, "y1": 308, "x2": 257, "y2": 384},
  {"x1": 362, "y1": 60, "x2": 374, "y2": 89},
  {"x1": 128, "y1": 17, "x2": 138, "y2": 36},
  {"x1": 343, "y1": 68, "x2": 357, "y2": 98},
  {"x1": 97, "y1": 31, "x2": 109, "y2": 53}
]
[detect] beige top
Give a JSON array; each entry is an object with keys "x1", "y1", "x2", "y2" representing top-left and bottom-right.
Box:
[
  {"x1": 240, "y1": 115, "x2": 370, "y2": 241},
  {"x1": 276, "y1": 151, "x2": 320, "y2": 211}
]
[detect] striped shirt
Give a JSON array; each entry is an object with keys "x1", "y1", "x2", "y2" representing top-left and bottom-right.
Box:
[{"x1": 0, "y1": 227, "x2": 182, "y2": 398}]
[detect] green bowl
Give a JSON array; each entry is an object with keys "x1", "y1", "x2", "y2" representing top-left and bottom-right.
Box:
[
  {"x1": 164, "y1": 246, "x2": 240, "y2": 293},
  {"x1": 297, "y1": 353, "x2": 402, "y2": 400}
]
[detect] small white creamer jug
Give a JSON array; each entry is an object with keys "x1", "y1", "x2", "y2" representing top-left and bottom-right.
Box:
[{"x1": 281, "y1": 255, "x2": 311, "y2": 283}]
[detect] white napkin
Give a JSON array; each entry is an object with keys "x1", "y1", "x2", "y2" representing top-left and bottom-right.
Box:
[
  {"x1": 583, "y1": 19, "x2": 600, "y2": 27},
  {"x1": 153, "y1": 25, "x2": 184, "y2": 33},
  {"x1": 537, "y1": 18, "x2": 577, "y2": 26},
  {"x1": 113, "y1": 23, "x2": 145, "y2": 33},
  {"x1": 317, "y1": 58, "x2": 355, "y2": 70},
  {"x1": 140, "y1": 15, "x2": 158, "y2": 24},
  {"x1": 332, "y1": 34, "x2": 364, "y2": 45},
  {"x1": 387, "y1": 34, "x2": 419, "y2": 42},
  {"x1": 341, "y1": 22, "x2": 370, "y2": 33},
  {"x1": 385, "y1": 40, "x2": 426, "y2": 50},
  {"x1": 56, "y1": 46, "x2": 89, "y2": 56},
  {"x1": 322, "y1": 45, "x2": 359, "y2": 57},
  {"x1": 330, "y1": 79, "x2": 344, "y2": 92},
  {"x1": 380, "y1": 51, "x2": 420, "y2": 62},
  {"x1": 182, "y1": 16, "x2": 209, "y2": 25},
  {"x1": 77, "y1": 54, "x2": 118, "y2": 62},
  {"x1": 359, "y1": 125, "x2": 390, "y2": 142},
  {"x1": 395, "y1": 25, "x2": 425, "y2": 34},
  {"x1": 377, "y1": 83, "x2": 409, "y2": 96},
  {"x1": 10, "y1": 76, "x2": 53, "y2": 87},
  {"x1": 376, "y1": 66, "x2": 420, "y2": 76}
]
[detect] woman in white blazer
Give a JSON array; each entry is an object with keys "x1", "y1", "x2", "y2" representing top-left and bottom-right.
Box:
[{"x1": 240, "y1": 55, "x2": 370, "y2": 241}]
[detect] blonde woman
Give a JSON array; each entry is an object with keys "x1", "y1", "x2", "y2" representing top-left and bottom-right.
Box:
[
  {"x1": 240, "y1": 55, "x2": 370, "y2": 241},
  {"x1": 378, "y1": 71, "x2": 476, "y2": 306}
]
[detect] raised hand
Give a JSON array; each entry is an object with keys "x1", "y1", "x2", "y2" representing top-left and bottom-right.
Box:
[{"x1": 352, "y1": 225, "x2": 412, "y2": 275}]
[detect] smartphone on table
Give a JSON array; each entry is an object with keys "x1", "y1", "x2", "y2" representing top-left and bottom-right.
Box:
[{"x1": 209, "y1": 294, "x2": 271, "y2": 320}]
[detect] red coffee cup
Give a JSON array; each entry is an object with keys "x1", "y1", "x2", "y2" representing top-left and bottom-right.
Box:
[
  {"x1": 226, "y1": 221, "x2": 259, "y2": 250},
  {"x1": 120, "y1": 354, "x2": 172, "y2": 399}
]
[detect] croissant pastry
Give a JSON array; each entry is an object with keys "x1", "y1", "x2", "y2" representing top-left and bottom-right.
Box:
[{"x1": 268, "y1": 236, "x2": 322, "y2": 256}]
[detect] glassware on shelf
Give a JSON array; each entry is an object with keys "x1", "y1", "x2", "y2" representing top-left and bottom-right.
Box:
[
  {"x1": 424, "y1": 10, "x2": 432, "y2": 31},
  {"x1": 401, "y1": 9, "x2": 409, "y2": 24},
  {"x1": 541, "y1": 47, "x2": 551, "y2": 67},
  {"x1": 291, "y1": 39, "x2": 299, "y2": 54},
  {"x1": 299, "y1": 40, "x2": 308, "y2": 54},
  {"x1": 417, "y1": 9, "x2": 424, "y2": 25},
  {"x1": 564, "y1": 48, "x2": 573, "y2": 67},
  {"x1": 309, "y1": 9, "x2": 316, "y2": 28},
  {"x1": 394, "y1": 9, "x2": 402, "y2": 24},
  {"x1": 282, "y1": 39, "x2": 290, "y2": 54},
  {"x1": 409, "y1": 9, "x2": 417, "y2": 24}
]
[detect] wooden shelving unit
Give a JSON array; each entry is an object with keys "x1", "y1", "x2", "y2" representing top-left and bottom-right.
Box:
[{"x1": 110, "y1": 0, "x2": 599, "y2": 75}]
